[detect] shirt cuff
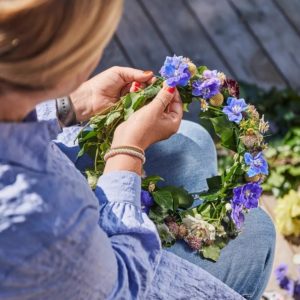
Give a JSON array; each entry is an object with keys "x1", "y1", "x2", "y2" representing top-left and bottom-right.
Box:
[{"x1": 96, "y1": 171, "x2": 141, "y2": 207}]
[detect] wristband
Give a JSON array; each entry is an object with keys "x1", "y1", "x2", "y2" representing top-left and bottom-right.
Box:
[
  {"x1": 56, "y1": 96, "x2": 78, "y2": 127},
  {"x1": 104, "y1": 148, "x2": 146, "y2": 164}
]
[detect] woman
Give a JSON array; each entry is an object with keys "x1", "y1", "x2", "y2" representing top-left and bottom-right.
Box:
[{"x1": 0, "y1": 1, "x2": 275, "y2": 299}]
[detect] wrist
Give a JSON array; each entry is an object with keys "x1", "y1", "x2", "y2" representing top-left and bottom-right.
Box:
[
  {"x1": 70, "y1": 83, "x2": 93, "y2": 122},
  {"x1": 104, "y1": 154, "x2": 143, "y2": 176}
]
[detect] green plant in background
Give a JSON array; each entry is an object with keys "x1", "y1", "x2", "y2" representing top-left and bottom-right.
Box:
[
  {"x1": 263, "y1": 128, "x2": 300, "y2": 198},
  {"x1": 239, "y1": 83, "x2": 300, "y2": 138}
]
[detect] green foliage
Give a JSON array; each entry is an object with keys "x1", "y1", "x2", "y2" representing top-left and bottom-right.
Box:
[
  {"x1": 240, "y1": 83, "x2": 300, "y2": 138},
  {"x1": 201, "y1": 245, "x2": 221, "y2": 261},
  {"x1": 263, "y1": 128, "x2": 300, "y2": 197}
]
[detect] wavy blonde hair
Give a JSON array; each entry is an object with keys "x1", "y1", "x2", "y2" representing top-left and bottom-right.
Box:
[{"x1": 0, "y1": 0, "x2": 123, "y2": 90}]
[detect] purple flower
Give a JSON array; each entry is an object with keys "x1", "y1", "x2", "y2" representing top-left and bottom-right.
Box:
[
  {"x1": 275, "y1": 264, "x2": 288, "y2": 281},
  {"x1": 202, "y1": 70, "x2": 218, "y2": 80},
  {"x1": 244, "y1": 152, "x2": 269, "y2": 177},
  {"x1": 222, "y1": 97, "x2": 248, "y2": 124},
  {"x1": 141, "y1": 190, "x2": 154, "y2": 214},
  {"x1": 232, "y1": 183, "x2": 262, "y2": 209},
  {"x1": 230, "y1": 203, "x2": 245, "y2": 229},
  {"x1": 192, "y1": 78, "x2": 221, "y2": 99},
  {"x1": 159, "y1": 55, "x2": 191, "y2": 87},
  {"x1": 294, "y1": 282, "x2": 300, "y2": 296},
  {"x1": 274, "y1": 264, "x2": 295, "y2": 296}
]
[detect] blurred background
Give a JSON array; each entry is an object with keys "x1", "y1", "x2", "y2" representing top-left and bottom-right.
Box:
[{"x1": 95, "y1": 1, "x2": 300, "y2": 298}]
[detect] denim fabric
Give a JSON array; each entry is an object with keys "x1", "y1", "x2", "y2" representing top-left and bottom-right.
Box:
[{"x1": 145, "y1": 120, "x2": 276, "y2": 300}]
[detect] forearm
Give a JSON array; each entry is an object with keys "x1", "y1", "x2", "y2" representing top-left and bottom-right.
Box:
[{"x1": 95, "y1": 171, "x2": 161, "y2": 298}]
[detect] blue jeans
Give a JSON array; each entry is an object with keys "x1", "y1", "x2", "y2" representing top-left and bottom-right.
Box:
[
  {"x1": 57, "y1": 120, "x2": 275, "y2": 300},
  {"x1": 144, "y1": 120, "x2": 275, "y2": 300}
]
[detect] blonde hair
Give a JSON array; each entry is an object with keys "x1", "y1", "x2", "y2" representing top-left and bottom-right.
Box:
[{"x1": 0, "y1": 0, "x2": 123, "y2": 90}]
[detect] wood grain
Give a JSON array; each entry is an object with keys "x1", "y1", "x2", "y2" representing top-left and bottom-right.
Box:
[
  {"x1": 229, "y1": 0, "x2": 300, "y2": 90},
  {"x1": 187, "y1": 0, "x2": 285, "y2": 89}
]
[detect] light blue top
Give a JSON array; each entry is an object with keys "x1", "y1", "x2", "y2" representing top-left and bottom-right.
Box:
[{"x1": 0, "y1": 101, "x2": 243, "y2": 299}]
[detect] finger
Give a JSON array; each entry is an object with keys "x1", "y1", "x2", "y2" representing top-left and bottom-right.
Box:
[
  {"x1": 168, "y1": 101, "x2": 183, "y2": 120},
  {"x1": 151, "y1": 82, "x2": 176, "y2": 113},
  {"x1": 116, "y1": 67, "x2": 154, "y2": 83},
  {"x1": 129, "y1": 81, "x2": 147, "y2": 93}
]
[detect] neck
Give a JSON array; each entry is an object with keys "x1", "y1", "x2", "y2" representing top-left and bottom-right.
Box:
[{"x1": 0, "y1": 89, "x2": 47, "y2": 122}]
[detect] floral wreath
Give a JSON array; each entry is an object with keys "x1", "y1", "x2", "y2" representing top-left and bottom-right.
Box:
[{"x1": 78, "y1": 55, "x2": 270, "y2": 261}]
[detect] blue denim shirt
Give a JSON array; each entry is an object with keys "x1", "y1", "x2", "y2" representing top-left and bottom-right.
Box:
[{"x1": 0, "y1": 101, "x2": 243, "y2": 300}]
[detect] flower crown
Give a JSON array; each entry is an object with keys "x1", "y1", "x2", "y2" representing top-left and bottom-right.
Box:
[{"x1": 79, "y1": 55, "x2": 270, "y2": 261}]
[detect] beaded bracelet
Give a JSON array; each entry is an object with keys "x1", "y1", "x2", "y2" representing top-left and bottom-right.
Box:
[{"x1": 104, "y1": 147, "x2": 146, "y2": 164}]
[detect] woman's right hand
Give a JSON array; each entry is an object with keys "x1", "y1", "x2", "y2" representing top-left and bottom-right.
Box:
[
  {"x1": 112, "y1": 84, "x2": 183, "y2": 150},
  {"x1": 104, "y1": 84, "x2": 183, "y2": 175}
]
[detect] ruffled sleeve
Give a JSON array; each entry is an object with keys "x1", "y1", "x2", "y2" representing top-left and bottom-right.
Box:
[{"x1": 95, "y1": 171, "x2": 161, "y2": 299}]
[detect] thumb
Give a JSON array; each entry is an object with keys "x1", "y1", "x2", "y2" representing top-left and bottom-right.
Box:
[{"x1": 151, "y1": 83, "x2": 176, "y2": 113}]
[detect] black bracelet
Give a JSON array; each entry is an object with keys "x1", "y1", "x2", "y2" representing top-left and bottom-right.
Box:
[{"x1": 56, "y1": 96, "x2": 78, "y2": 127}]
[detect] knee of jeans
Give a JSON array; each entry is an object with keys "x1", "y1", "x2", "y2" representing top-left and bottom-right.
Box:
[
  {"x1": 243, "y1": 209, "x2": 276, "y2": 299},
  {"x1": 178, "y1": 120, "x2": 217, "y2": 175}
]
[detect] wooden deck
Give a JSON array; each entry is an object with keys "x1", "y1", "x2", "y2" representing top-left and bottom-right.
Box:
[
  {"x1": 95, "y1": 0, "x2": 300, "y2": 296},
  {"x1": 97, "y1": 0, "x2": 300, "y2": 91}
]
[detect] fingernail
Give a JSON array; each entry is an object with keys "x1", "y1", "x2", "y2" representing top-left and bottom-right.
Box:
[
  {"x1": 166, "y1": 86, "x2": 175, "y2": 94},
  {"x1": 133, "y1": 86, "x2": 139, "y2": 92},
  {"x1": 143, "y1": 70, "x2": 153, "y2": 75},
  {"x1": 134, "y1": 81, "x2": 141, "y2": 88}
]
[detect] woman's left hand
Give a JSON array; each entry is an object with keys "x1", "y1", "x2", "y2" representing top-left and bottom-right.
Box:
[{"x1": 70, "y1": 66, "x2": 154, "y2": 122}]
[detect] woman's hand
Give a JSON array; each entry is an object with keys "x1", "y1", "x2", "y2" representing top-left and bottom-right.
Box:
[
  {"x1": 70, "y1": 66, "x2": 154, "y2": 122},
  {"x1": 104, "y1": 84, "x2": 183, "y2": 175}
]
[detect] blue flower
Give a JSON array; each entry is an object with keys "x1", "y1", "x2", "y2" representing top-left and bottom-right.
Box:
[
  {"x1": 244, "y1": 152, "x2": 269, "y2": 177},
  {"x1": 230, "y1": 203, "x2": 245, "y2": 229},
  {"x1": 192, "y1": 78, "x2": 220, "y2": 99},
  {"x1": 274, "y1": 263, "x2": 288, "y2": 281},
  {"x1": 232, "y1": 182, "x2": 262, "y2": 209},
  {"x1": 222, "y1": 97, "x2": 248, "y2": 124},
  {"x1": 159, "y1": 55, "x2": 191, "y2": 87},
  {"x1": 141, "y1": 190, "x2": 154, "y2": 214}
]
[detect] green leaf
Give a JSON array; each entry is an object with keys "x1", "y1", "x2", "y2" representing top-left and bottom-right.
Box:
[
  {"x1": 105, "y1": 111, "x2": 121, "y2": 126},
  {"x1": 206, "y1": 176, "x2": 223, "y2": 194},
  {"x1": 123, "y1": 94, "x2": 132, "y2": 109},
  {"x1": 197, "y1": 66, "x2": 208, "y2": 75},
  {"x1": 201, "y1": 245, "x2": 221, "y2": 261},
  {"x1": 288, "y1": 167, "x2": 300, "y2": 176},
  {"x1": 142, "y1": 176, "x2": 164, "y2": 190},
  {"x1": 78, "y1": 130, "x2": 98, "y2": 143},
  {"x1": 210, "y1": 116, "x2": 237, "y2": 151},
  {"x1": 160, "y1": 186, "x2": 194, "y2": 210},
  {"x1": 183, "y1": 103, "x2": 189, "y2": 112},
  {"x1": 152, "y1": 190, "x2": 174, "y2": 211}
]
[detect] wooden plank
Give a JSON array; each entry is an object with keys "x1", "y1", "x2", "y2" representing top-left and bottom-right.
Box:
[
  {"x1": 273, "y1": 0, "x2": 300, "y2": 36},
  {"x1": 115, "y1": 0, "x2": 170, "y2": 72},
  {"x1": 229, "y1": 0, "x2": 300, "y2": 90},
  {"x1": 187, "y1": 0, "x2": 285, "y2": 90},
  {"x1": 92, "y1": 37, "x2": 131, "y2": 75},
  {"x1": 139, "y1": 0, "x2": 231, "y2": 74}
]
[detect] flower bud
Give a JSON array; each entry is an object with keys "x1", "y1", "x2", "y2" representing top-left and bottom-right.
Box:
[
  {"x1": 188, "y1": 62, "x2": 197, "y2": 77},
  {"x1": 245, "y1": 174, "x2": 262, "y2": 183},
  {"x1": 148, "y1": 182, "x2": 156, "y2": 192},
  {"x1": 167, "y1": 221, "x2": 179, "y2": 236},
  {"x1": 225, "y1": 203, "x2": 232, "y2": 211},
  {"x1": 209, "y1": 93, "x2": 224, "y2": 107},
  {"x1": 177, "y1": 224, "x2": 188, "y2": 239},
  {"x1": 184, "y1": 235, "x2": 202, "y2": 251}
]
